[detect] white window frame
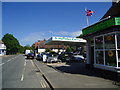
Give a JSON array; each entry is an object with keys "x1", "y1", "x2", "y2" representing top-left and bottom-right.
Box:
[{"x1": 94, "y1": 32, "x2": 119, "y2": 68}]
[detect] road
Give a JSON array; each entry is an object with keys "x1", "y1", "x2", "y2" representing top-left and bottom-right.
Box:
[
  {"x1": 1, "y1": 55, "x2": 119, "y2": 89},
  {"x1": 2, "y1": 55, "x2": 49, "y2": 88}
]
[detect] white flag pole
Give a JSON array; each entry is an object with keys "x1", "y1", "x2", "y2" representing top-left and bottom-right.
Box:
[{"x1": 85, "y1": 8, "x2": 89, "y2": 26}]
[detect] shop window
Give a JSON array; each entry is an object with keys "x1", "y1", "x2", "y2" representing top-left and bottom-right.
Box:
[
  {"x1": 96, "y1": 51, "x2": 104, "y2": 64},
  {"x1": 117, "y1": 33, "x2": 120, "y2": 49},
  {"x1": 105, "y1": 50, "x2": 117, "y2": 67},
  {"x1": 104, "y1": 34, "x2": 115, "y2": 49},
  {"x1": 95, "y1": 36, "x2": 103, "y2": 49}
]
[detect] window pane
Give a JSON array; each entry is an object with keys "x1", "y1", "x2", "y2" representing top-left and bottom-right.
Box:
[
  {"x1": 104, "y1": 34, "x2": 115, "y2": 49},
  {"x1": 117, "y1": 33, "x2": 120, "y2": 49},
  {"x1": 96, "y1": 51, "x2": 104, "y2": 64},
  {"x1": 95, "y1": 36, "x2": 103, "y2": 49},
  {"x1": 105, "y1": 50, "x2": 117, "y2": 67}
]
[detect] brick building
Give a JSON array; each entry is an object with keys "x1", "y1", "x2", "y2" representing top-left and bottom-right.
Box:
[{"x1": 34, "y1": 39, "x2": 68, "y2": 54}]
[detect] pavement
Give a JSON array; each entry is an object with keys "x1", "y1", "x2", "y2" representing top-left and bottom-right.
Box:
[{"x1": 33, "y1": 60, "x2": 119, "y2": 88}]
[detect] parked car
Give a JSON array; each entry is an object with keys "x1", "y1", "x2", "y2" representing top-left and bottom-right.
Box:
[
  {"x1": 36, "y1": 54, "x2": 43, "y2": 60},
  {"x1": 27, "y1": 53, "x2": 34, "y2": 59},
  {"x1": 36, "y1": 53, "x2": 49, "y2": 62},
  {"x1": 58, "y1": 52, "x2": 73, "y2": 62},
  {"x1": 25, "y1": 50, "x2": 31, "y2": 56},
  {"x1": 42, "y1": 53, "x2": 49, "y2": 63},
  {"x1": 47, "y1": 54, "x2": 58, "y2": 63},
  {"x1": 71, "y1": 54, "x2": 85, "y2": 62}
]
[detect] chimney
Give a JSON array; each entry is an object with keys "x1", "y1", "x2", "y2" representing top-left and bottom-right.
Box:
[{"x1": 112, "y1": 0, "x2": 119, "y2": 5}]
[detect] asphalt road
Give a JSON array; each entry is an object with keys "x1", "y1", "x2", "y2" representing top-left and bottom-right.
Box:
[
  {"x1": 2, "y1": 55, "x2": 49, "y2": 88},
  {"x1": 1, "y1": 55, "x2": 119, "y2": 89}
]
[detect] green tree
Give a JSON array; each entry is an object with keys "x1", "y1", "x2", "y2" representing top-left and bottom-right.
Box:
[
  {"x1": 2, "y1": 33, "x2": 21, "y2": 55},
  {"x1": 45, "y1": 49, "x2": 51, "y2": 52},
  {"x1": 23, "y1": 45, "x2": 32, "y2": 50},
  {"x1": 19, "y1": 46, "x2": 24, "y2": 53},
  {"x1": 76, "y1": 34, "x2": 83, "y2": 38},
  {"x1": 66, "y1": 47, "x2": 72, "y2": 52},
  {"x1": 66, "y1": 46, "x2": 76, "y2": 52}
]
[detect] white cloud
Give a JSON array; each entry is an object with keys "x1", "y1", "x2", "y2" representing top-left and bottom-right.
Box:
[
  {"x1": 48, "y1": 30, "x2": 82, "y2": 37},
  {"x1": 20, "y1": 32, "x2": 48, "y2": 46}
]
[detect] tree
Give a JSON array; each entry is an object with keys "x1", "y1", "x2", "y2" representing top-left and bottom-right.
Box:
[
  {"x1": 45, "y1": 49, "x2": 51, "y2": 52},
  {"x1": 31, "y1": 44, "x2": 35, "y2": 50},
  {"x1": 76, "y1": 34, "x2": 83, "y2": 38},
  {"x1": 2, "y1": 33, "x2": 21, "y2": 55},
  {"x1": 66, "y1": 46, "x2": 76, "y2": 52},
  {"x1": 19, "y1": 46, "x2": 24, "y2": 54}
]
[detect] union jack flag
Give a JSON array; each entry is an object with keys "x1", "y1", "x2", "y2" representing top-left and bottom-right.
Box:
[{"x1": 86, "y1": 10, "x2": 94, "y2": 16}]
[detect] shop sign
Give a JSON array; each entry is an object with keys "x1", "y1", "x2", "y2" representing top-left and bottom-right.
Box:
[
  {"x1": 52, "y1": 37, "x2": 81, "y2": 41},
  {"x1": 115, "y1": 17, "x2": 120, "y2": 25},
  {"x1": 82, "y1": 17, "x2": 120, "y2": 36}
]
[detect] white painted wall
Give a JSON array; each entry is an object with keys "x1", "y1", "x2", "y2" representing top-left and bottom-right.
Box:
[
  {"x1": 0, "y1": 44, "x2": 6, "y2": 56},
  {"x1": 38, "y1": 49, "x2": 46, "y2": 53},
  {"x1": 38, "y1": 48, "x2": 66, "y2": 53}
]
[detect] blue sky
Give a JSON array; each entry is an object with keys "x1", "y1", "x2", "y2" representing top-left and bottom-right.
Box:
[{"x1": 2, "y1": 2, "x2": 112, "y2": 46}]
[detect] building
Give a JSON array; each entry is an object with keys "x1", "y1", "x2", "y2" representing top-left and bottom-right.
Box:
[
  {"x1": 0, "y1": 40, "x2": 6, "y2": 56},
  {"x1": 82, "y1": 1, "x2": 120, "y2": 73},
  {"x1": 45, "y1": 36, "x2": 86, "y2": 54},
  {"x1": 34, "y1": 39, "x2": 68, "y2": 54}
]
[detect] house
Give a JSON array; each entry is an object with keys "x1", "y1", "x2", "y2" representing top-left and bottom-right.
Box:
[
  {"x1": 82, "y1": 1, "x2": 120, "y2": 73},
  {"x1": 34, "y1": 39, "x2": 68, "y2": 54},
  {"x1": 0, "y1": 40, "x2": 6, "y2": 56}
]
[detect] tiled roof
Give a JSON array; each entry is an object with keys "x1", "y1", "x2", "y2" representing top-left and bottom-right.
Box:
[
  {"x1": 101, "y1": 1, "x2": 120, "y2": 19},
  {"x1": 34, "y1": 40, "x2": 68, "y2": 49}
]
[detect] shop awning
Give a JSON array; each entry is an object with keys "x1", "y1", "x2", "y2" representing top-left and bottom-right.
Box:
[
  {"x1": 44, "y1": 37, "x2": 86, "y2": 46},
  {"x1": 82, "y1": 17, "x2": 120, "y2": 36}
]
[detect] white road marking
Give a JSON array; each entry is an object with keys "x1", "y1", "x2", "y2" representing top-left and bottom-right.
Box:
[
  {"x1": 21, "y1": 74, "x2": 24, "y2": 81},
  {"x1": 40, "y1": 80, "x2": 46, "y2": 88},
  {"x1": 2, "y1": 55, "x2": 20, "y2": 66},
  {"x1": 6, "y1": 59, "x2": 11, "y2": 62},
  {"x1": 24, "y1": 61, "x2": 26, "y2": 66},
  {"x1": 21, "y1": 68, "x2": 25, "y2": 81},
  {"x1": 0, "y1": 63, "x2": 4, "y2": 66},
  {"x1": 36, "y1": 73, "x2": 47, "y2": 88},
  {"x1": 31, "y1": 60, "x2": 35, "y2": 67},
  {"x1": 41, "y1": 80, "x2": 46, "y2": 88}
]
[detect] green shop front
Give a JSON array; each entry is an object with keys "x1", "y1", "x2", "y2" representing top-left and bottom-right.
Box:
[{"x1": 82, "y1": 17, "x2": 120, "y2": 73}]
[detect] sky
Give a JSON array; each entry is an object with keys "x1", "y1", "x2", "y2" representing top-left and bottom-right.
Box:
[{"x1": 2, "y1": 2, "x2": 112, "y2": 46}]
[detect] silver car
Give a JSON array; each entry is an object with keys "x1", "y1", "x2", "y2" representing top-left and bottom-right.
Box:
[{"x1": 47, "y1": 54, "x2": 58, "y2": 63}]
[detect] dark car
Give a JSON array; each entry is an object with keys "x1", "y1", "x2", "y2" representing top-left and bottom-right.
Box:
[
  {"x1": 58, "y1": 52, "x2": 73, "y2": 62},
  {"x1": 71, "y1": 54, "x2": 85, "y2": 62},
  {"x1": 36, "y1": 54, "x2": 42, "y2": 60},
  {"x1": 36, "y1": 53, "x2": 49, "y2": 62},
  {"x1": 27, "y1": 53, "x2": 34, "y2": 59}
]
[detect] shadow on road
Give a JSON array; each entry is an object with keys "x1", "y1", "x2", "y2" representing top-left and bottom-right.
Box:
[{"x1": 51, "y1": 62, "x2": 118, "y2": 82}]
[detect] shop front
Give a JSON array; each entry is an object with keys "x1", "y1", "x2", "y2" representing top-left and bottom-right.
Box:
[{"x1": 82, "y1": 17, "x2": 120, "y2": 73}]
